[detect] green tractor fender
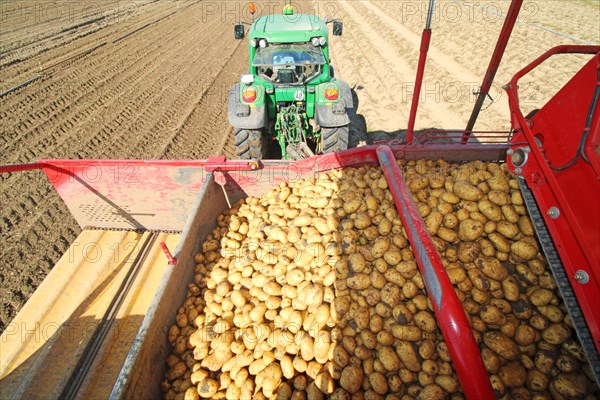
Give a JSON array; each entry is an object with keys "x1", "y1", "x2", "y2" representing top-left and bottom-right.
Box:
[
  {"x1": 227, "y1": 82, "x2": 268, "y2": 130},
  {"x1": 313, "y1": 80, "x2": 352, "y2": 128}
]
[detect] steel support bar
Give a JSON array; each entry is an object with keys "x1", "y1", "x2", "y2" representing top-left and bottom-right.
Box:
[
  {"x1": 463, "y1": 0, "x2": 523, "y2": 143},
  {"x1": 506, "y1": 45, "x2": 600, "y2": 101},
  {"x1": 0, "y1": 162, "x2": 44, "y2": 174},
  {"x1": 376, "y1": 145, "x2": 494, "y2": 399},
  {"x1": 204, "y1": 156, "x2": 259, "y2": 172},
  {"x1": 159, "y1": 242, "x2": 178, "y2": 265},
  {"x1": 406, "y1": 0, "x2": 435, "y2": 143},
  {"x1": 406, "y1": 28, "x2": 432, "y2": 143}
]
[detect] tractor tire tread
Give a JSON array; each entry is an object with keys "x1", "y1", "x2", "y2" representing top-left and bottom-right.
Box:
[
  {"x1": 321, "y1": 125, "x2": 349, "y2": 153},
  {"x1": 235, "y1": 128, "x2": 265, "y2": 159}
]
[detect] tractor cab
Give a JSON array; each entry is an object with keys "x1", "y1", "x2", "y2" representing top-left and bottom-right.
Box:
[
  {"x1": 253, "y1": 43, "x2": 326, "y2": 85},
  {"x1": 229, "y1": 5, "x2": 350, "y2": 160}
]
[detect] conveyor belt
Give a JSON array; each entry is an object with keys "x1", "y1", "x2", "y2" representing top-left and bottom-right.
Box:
[
  {"x1": 0, "y1": 229, "x2": 180, "y2": 399},
  {"x1": 520, "y1": 179, "x2": 600, "y2": 386},
  {"x1": 60, "y1": 232, "x2": 158, "y2": 399}
]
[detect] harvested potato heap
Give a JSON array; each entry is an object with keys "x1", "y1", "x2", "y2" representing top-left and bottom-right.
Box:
[{"x1": 163, "y1": 160, "x2": 599, "y2": 400}]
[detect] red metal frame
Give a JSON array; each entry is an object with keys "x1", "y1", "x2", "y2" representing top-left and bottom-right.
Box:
[
  {"x1": 376, "y1": 145, "x2": 495, "y2": 399},
  {"x1": 0, "y1": 144, "x2": 508, "y2": 232},
  {"x1": 505, "y1": 46, "x2": 600, "y2": 351},
  {"x1": 406, "y1": 0, "x2": 522, "y2": 144},
  {"x1": 406, "y1": 0, "x2": 436, "y2": 143},
  {"x1": 159, "y1": 242, "x2": 178, "y2": 265},
  {"x1": 0, "y1": 162, "x2": 45, "y2": 174},
  {"x1": 414, "y1": 130, "x2": 511, "y2": 144},
  {"x1": 406, "y1": 28, "x2": 432, "y2": 143},
  {"x1": 462, "y1": 0, "x2": 523, "y2": 142}
]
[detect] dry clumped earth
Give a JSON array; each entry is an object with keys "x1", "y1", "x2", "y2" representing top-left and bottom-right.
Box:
[{"x1": 0, "y1": 0, "x2": 598, "y2": 333}]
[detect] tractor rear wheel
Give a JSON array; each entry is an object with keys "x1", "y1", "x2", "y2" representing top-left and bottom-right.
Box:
[
  {"x1": 321, "y1": 125, "x2": 349, "y2": 153},
  {"x1": 235, "y1": 128, "x2": 266, "y2": 159}
]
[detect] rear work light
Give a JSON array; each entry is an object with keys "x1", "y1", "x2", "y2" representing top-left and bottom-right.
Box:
[
  {"x1": 242, "y1": 87, "x2": 257, "y2": 102},
  {"x1": 325, "y1": 88, "x2": 338, "y2": 100}
]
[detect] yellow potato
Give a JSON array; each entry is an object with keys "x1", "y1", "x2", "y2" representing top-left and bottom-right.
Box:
[
  {"x1": 488, "y1": 232, "x2": 511, "y2": 253},
  {"x1": 453, "y1": 179, "x2": 484, "y2": 201},
  {"x1": 518, "y1": 215, "x2": 535, "y2": 236},
  {"x1": 371, "y1": 236, "x2": 391, "y2": 258},
  {"x1": 511, "y1": 191, "x2": 524, "y2": 205},
  {"x1": 380, "y1": 282, "x2": 402, "y2": 307},
  {"x1": 347, "y1": 252, "x2": 366, "y2": 273},
  {"x1": 478, "y1": 199, "x2": 502, "y2": 221},
  {"x1": 488, "y1": 190, "x2": 511, "y2": 206},
  {"x1": 475, "y1": 257, "x2": 508, "y2": 281},
  {"x1": 417, "y1": 384, "x2": 445, "y2": 400},
  {"x1": 458, "y1": 219, "x2": 484, "y2": 241},
  {"x1": 197, "y1": 379, "x2": 219, "y2": 398},
  {"x1": 440, "y1": 191, "x2": 461, "y2": 205},
  {"x1": 468, "y1": 268, "x2": 491, "y2": 291},
  {"x1": 383, "y1": 249, "x2": 403, "y2": 265},
  {"x1": 511, "y1": 240, "x2": 538, "y2": 261},
  {"x1": 530, "y1": 288, "x2": 554, "y2": 307},
  {"x1": 369, "y1": 372, "x2": 389, "y2": 395},
  {"x1": 347, "y1": 273, "x2": 371, "y2": 290},
  {"x1": 397, "y1": 341, "x2": 421, "y2": 372},
  {"x1": 407, "y1": 174, "x2": 430, "y2": 192},
  {"x1": 481, "y1": 347, "x2": 500, "y2": 374},
  {"x1": 424, "y1": 210, "x2": 443, "y2": 235},
  {"x1": 514, "y1": 324, "x2": 537, "y2": 346},
  {"x1": 437, "y1": 226, "x2": 458, "y2": 243},
  {"x1": 378, "y1": 345, "x2": 401, "y2": 372},
  {"x1": 391, "y1": 325, "x2": 422, "y2": 342},
  {"x1": 496, "y1": 220, "x2": 519, "y2": 239},
  {"x1": 354, "y1": 212, "x2": 372, "y2": 229},
  {"x1": 339, "y1": 365, "x2": 363, "y2": 394},
  {"x1": 457, "y1": 241, "x2": 481, "y2": 263},
  {"x1": 166, "y1": 161, "x2": 600, "y2": 400},
  {"x1": 538, "y1": 305, "x2": 564, "y2": 323},
  {"x1": 483, "y1": 331, "x2": 520, "y2": 361},
  {"x1": 501, "y1": 205, "x2": 520, "y2": 223},
  {"x1": 498, "y1": 361, "x2": 527, "y2": 388},
  {"x1": 446, "y1": 267, "x2": 467, "y2": 284},
  {"x1": 480, "y1": 305, "x2": 506, "y2": 326},
  {"x1": 343, "y1": 198, "x2": 361, "y2": 214},
  {"x1": 370, "y1": 270, "x2": 387, "y2": 289},
  {"x1": 542, "y1": 323, "x2": 571, "y2": 345},
  {"x1": 413, "y1": 311, "x2": 437, "y2": 333}
]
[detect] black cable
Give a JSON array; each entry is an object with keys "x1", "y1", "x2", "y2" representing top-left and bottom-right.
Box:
[
  {"x1": 549, "y1": 68, "x2": 599, "y2": 171},
  {"x1": 582, "y1": 68, "x2": 600, "y2": 163},
  {"x1": 549, "y1": 130, "x2": 589, "y2": 170}
]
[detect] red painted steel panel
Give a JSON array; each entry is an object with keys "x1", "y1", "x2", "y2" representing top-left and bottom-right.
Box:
[
  {"x1": 34, "y1": 144, "x2": 506, "y2": 231},
  {"x1": 506, "y1": 47, "x2": 600, "y2": 351}
]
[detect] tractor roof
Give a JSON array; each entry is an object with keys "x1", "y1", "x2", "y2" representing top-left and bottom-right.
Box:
[{"x1": 249, "y1": 14, "x2": 328, "y2": 43}]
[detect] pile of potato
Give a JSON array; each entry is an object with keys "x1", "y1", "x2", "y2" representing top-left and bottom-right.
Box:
[{"x1": 162, "y1": 159, "x2": 599, "y2": 400}]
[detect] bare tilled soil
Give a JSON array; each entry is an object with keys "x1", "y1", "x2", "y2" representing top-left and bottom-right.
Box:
[{"x1": 0, "y1": 0, "x2": 598, "y2": 331}]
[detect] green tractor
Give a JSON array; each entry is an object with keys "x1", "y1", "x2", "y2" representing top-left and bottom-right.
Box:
[{"x1": 229, "y1": 4, "x2": 353, "y2": 160}]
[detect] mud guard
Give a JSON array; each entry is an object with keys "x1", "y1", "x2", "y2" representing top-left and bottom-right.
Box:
[
  {"x1": 314, "y1": 80, "x2": 351, "y2": 128},
  {"x1": 227, "y1": 83, "x2": 267, "y2": 129}
]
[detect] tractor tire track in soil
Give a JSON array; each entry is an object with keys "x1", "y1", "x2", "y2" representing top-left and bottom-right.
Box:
[
  {"x1": 0, "y1": 0, "x2": 247, "y2": 332},
  {"x1": 1, "y1": 0, "x2": 599, "y2": 332},
  {"x1": 328, "y1": 0, "x2": 598, "y2": 139}
]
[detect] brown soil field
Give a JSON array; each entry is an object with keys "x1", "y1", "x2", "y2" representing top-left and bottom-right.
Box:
[{"x1": 0, "y1": 0, "x2": 598, "y2": 332}]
